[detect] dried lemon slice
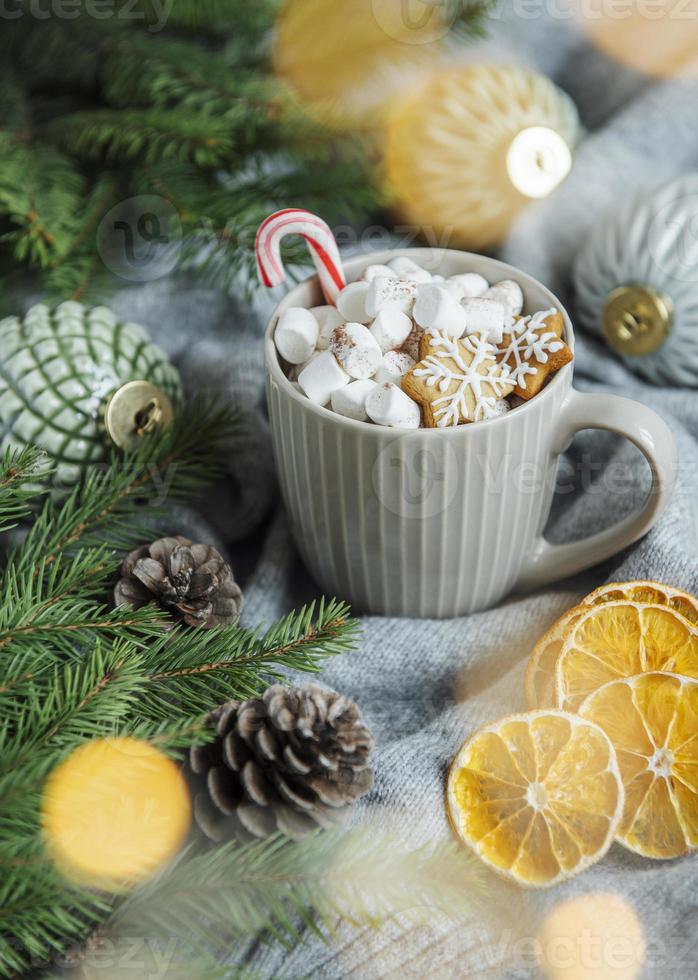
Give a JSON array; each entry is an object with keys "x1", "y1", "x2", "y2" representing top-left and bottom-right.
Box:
[
  {"x1": 580, "y1": 672, "x2": 698, "y2": 859},
  {"x1": 525, "y1": 582, "x2": 698, "y2": 710},
  {"x1": 556, "y1": 601, "x2": 698, "y2": 712},
  {"x1": 446, "y1": 711, "x2": 624, "y2": 887}
]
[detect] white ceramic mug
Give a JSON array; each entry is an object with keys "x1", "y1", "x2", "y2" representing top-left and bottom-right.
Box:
[{"x1": 265, "y1": 249, "x2": 677, "y2": 617}]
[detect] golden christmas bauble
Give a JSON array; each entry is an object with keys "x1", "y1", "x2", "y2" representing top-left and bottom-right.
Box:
[
  {"x1": 274, "y1": 0, "x2": 455, "y2": 128},
  {"x1": 384, "y1": 64, "x2": 581, "y2": 249},
  {"x1": 42, "y1": 737, "x2": 190, "y2": 891}
]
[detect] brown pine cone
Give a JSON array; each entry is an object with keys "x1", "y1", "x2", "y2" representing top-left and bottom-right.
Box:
[
  {"x1": 189, "y1": 684, "x2": 374, "y2": 841},
  {"x1": 114, "y1": 535, "x2": 242, "y2": 628}
]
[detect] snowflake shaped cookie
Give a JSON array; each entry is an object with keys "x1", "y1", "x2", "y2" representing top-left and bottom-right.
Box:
[
  {"x1": 497, "y1": 308, "x2": 573, "y2": 399},
  {"x1": 402, "y1": 332, "x2": 514, "y2": 427}
]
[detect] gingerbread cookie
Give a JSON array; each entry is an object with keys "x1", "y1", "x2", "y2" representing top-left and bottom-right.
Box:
[
  {"x1": 497, "y1": 308, "x2": 573, "y2": 400},
  {"x1": 402, "y1": 332, "x2": 514, "y2": 428}
]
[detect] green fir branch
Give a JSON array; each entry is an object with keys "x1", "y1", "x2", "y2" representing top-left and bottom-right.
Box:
[
  {"x1": 452, "y1": 0, "x2": 498, "y2": 37},
  {"x1": 0, "y1": 869, "x2": 109, "y2": 977},
  {"x1": 0, "y1": 133, "x2": 85, "y2": 268},
  {"x1": 47, "y1": 109, "x2": 237, "y2": 169},
  {"x1": 102, "y1": 0, "x2": 281, "y2": 39},
  {"x1": 109, "y1": 829, "x2": 484, "y2": 959},
  {"x1": 0, "y1": 13, "x2": 120, "y2": 92},
  {"x1": 0, "y1": 446, "x2": 50, "y2": 534},
  {"x1": 135, "y1": 598, "x2": 359, "y2": 721},
  {"x1": 0, "y1": 599, "x2": 362, "y2": 976},
  {"x1": 103, "y1": 34, "x2": 279, "y2": 118},
  {"x1": 166, "y1": 150, "x2": 382, "y2": 291},
  {"x1": 13, "y1": 398, "x2": 238, "y2": 569}
]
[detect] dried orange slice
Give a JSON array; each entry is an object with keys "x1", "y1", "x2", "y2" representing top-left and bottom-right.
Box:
[
  {"x1": 584, "y1": 580, "x2": 698, "y2": 624},
  {"x1": 525, "y1": 582, "x2": 698, "y2": 710},
  {"x1": 524, "y1": 606, "x2": 584, "y2": 711},
  {"x1": 556, "y1": 601, "x2": 698, "y2": 712},
  {"x1": 446, "y1": 711, "x2": 623, "y2": 887},
  {"x1": 580, "y1": 672, "x2": 698, "y2": 859}
]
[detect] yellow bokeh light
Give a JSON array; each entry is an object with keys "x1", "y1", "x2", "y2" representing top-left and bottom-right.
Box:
[
  {"x1": 274, "y1": 0, "x2": 454, "y2": 127},
  {"x1": 42, "y1": 737, "x2": 190, "y2": 891},
  {"x1": 537, "y1": 892, "x2": 646, "y2": 980},
  {"x1": 575, "y1": 1, "x2": 698, "y2": 79}
]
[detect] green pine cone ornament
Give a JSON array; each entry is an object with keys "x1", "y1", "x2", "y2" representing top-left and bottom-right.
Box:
[{"x1": 0, "y1": 302, "x2": 181, "y2": 488}]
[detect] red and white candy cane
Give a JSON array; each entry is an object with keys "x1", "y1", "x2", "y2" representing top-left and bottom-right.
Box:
[{"x1": 255, "y1": 209, "x2": 346, "y2": 305}]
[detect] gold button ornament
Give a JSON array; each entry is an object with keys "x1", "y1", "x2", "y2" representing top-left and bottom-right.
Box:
[
  {"x1": 384, "y1": 64, "x2": 581, "y2": 250},
  {"x1": 103, "y1": 380, "x2": 175, "y2": 451},
  {"x1": 573, "y1": 174, "x2": 698, "y2": 385},
  {"x1": 602, "y1": 285, "x2": 673, "y2": 357}
]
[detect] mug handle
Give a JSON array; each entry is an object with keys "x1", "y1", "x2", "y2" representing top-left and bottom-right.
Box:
[{"x1": 516, "y1": 389, "x2": 677, "y2": 592}]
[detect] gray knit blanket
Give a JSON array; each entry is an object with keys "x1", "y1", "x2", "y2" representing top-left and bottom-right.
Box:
[{"x1": 101, "y1": 7, "x2": 698, "y2": 978}]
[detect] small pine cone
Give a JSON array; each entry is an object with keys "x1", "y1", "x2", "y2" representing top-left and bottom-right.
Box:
[
  {"x1": 189, "y1": 684, "x2": 374, "y2": 841},
  {"x1": 114, "y1": 535, "x2": 242, "y2": 628}
]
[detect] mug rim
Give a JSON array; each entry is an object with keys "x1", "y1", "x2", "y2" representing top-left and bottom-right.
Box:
[{"x1": 265, "y1": 247, "x2": 574, "y2": 437}]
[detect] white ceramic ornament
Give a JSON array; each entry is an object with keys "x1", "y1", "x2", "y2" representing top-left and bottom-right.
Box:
[
  {"x1": 573, "y1": 174, "x2": 698, "y2": 387},
  {"x1": 0, "y1": 303, "x2": 181, "y2": 490}
]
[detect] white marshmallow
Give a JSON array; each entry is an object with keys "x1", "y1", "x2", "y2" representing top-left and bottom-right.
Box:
[
  {"x1": 413, "y1": 283, "x2": 467, "y2": 338},
  {"x1": 298, "y1": 350, "x2": 349, "y2": 405},
  {"x1": 330, "y1": 379, "x2": 377, "y2": 421},
  {"x1": 363, "y1": 263, "x2": 395, "y2": 282},
  {"x1": 441, "y1": 279, "x2": 468, "y2": 302},
  {"x1": 336, "y1": 281, "x2": 371, "y2": 324},
  {"x1": 365, "y1": 276, "x2": 418, "y2": 317},
  {"x1": 387, "y1": 256, "x2": 432, "y2": 283},
  {"x1": 369, "y1": 308, "x2": 413, "y2": 353},
  {"x1": 449, "y1": 272, "x2": 489, "y2": 299},
  {"x1": 329, "y1": 322, "x2": 382, "y2": 379},
  {"x1": 274, "y1": 307, "x2": 319, "y2": 364},
  {"x1": 310, "y1": 305, "x2": 344, "y2": 350},
  {"x1": 366, "y1": 383, "x2": 421, "y2": 429},
  {"x1": 288, "y1": 349, "x2": 322, "y2": 381},
  {"x1": 484, "y1": 279, "x2": 524, "y2": 317},
  {"x1": 462, "y1": 298, "x2": 507, "y2": 344},
  {"x1": 373, "y1": 350, "x2": 416, "y2": 384}
]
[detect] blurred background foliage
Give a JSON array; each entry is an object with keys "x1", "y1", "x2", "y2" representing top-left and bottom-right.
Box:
[{"x1": 0, "y1": 0, "x2": 494, "y2": 302}]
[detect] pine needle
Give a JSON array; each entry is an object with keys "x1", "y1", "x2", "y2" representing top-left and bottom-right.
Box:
[
  {"x1": 108, "y1": 829, "x2": 484, "y2": 962},
  {"x1": 0, "y1": 446, "x2": 50, "y2": 534}
]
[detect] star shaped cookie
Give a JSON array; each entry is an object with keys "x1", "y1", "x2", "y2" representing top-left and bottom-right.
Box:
[
  {"x1": 497, "y1": 308, "x2": 573, "y2": 399},
  {"x1": 402, "y1": 331, "x2": 514, "y2": 428}
]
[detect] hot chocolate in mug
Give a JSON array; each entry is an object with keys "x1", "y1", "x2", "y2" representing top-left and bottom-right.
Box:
[{"x1": 265, "y1": 248, "x2": 677, "y2": 617}]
